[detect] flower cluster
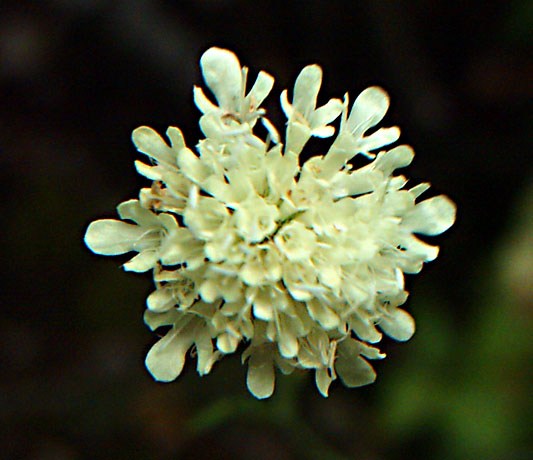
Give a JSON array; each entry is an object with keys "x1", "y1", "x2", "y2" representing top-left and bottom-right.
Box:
[{"x1": 84, "y1": 48, "x2": 456, "y2": 398}]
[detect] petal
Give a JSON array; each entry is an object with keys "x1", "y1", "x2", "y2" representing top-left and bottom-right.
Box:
[
  {"x1": 123, "y1": 250, "x2": 159, "y2": 272},
  {"x1": 332, "y1": 166, "x2": 383, "y2": 196},
  {"x1": 193, "y1": 86, "x2": 219, "y2": 114},
  {"x1": 383, "y1": 190, "x2": 415, "y2": 215},
  {"x1": 246, "y1": 71, "x2": 275, "y2": 109},
  {"x1": 147, "y1": 288, "x2": 175, "y2": 312},
  {"x1": 359, "y1": 342, "x2": 386, "y2": 360},
  {"x1": 378, "y1": 308, "x2": 415, "y2": 341},
  {"x1": 401, "y1": 234, "x2": 440, "y2": 264},
  {"x1": 309, "y1": 98, "x2": 343, "y2": 130},
  {"x1": 306, "y1": 299, "x2": 339, "y2": 329},
  {"x1": 315, "y1": 367, "x2": 334, "y2": 397},
  {"x1": 145, "y1": 326, "x2": 193, "y2": 382},
  {"x1": 260, "y1": 117, "x2": 280, "y2": 144},
  {"x1": 277, "y1": 315, "x2": 299, "y2": 358},
  {"x1": 336, "y1": 338, "x2": 377, "y2": 387},
  {"x1": 402, "y1": 195, "x2": 457, "y2": 235},
  {"x1": 345, "y1": 86, "x2": 390, "y2": 136},
  {"x1": 357, "y1": 127, "x2": 401, "y2": 154},
  {"x1": 336, "y1": 355, "x2": 376, "y2": 388},
  {"x1": 166, "y1": 126, "x2": 186, "y2": 151},
  {"x1": 132, "y1": 126, "x2": 175, "y2": 165},
  {"x1": 375, "y1": 145, "x2": 415, "y2": 176},
  {"x1": 285, "y1": 121, "x2": 311, "y2": 155},
  {"x1": 298, "y1": 344, "x2": 322, "y2": 368},
  {"x1": 199, "y1": 279, "x2": 219, "y2": 303},
  {"x1": 240, "y1": 260, "x2": 265, "y2": 286},
  {"x1": 252, "y1": 293, "x2": 274, "y2": 321},
  {"x1": 134, "y1": 160, "x2": 162, "y2": 181},
  {"x1": 143, "y1": 309, "x2": 179, "y2": 331},
  {"x1": 246, "y1": 348, "x2": 275, "y2": 399},
  {"x1": 117, "y1": 199, "x2": 160, "y2": 227},
  {"x1": 177, "y1": 148, "x2": 210, "y2": 184},
  {"x1": 280, "y1": 89, "x2": 293, "y2": 119},
  {"x1": 159, "y1": 227, "x2": 193, "y2": 266},
  {"x1": 310, "y1": 125, "x2": 335, "y2": 138},
  {"x1": 293, "y1": 65, "x2": 322, "y2": 116},
  {"x1": 200, "y1": 47, "x2": 243, "y2": 112},
  {"x1": 195, "y1": 328, "x2": 217, "y2": 375},
  {"x1": 216, "y1": 332, "x2": 239, "y2": 354},
  {"x1": 84, "y1": 220, "x2": 146, "y2": 255},
  {"x1": 348, "y1": 312, "x2": 382, "y2": 343},
  {"x1": 275, "y1": 354, "x2": 296, "y2": 375},
  {"x1": 409, "y1": 182, "x2": 431, "y2": 199}
]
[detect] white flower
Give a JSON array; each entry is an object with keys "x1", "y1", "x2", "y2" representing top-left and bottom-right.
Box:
[{"x1": 84, "y1": 47, "x2": 456, "y2": 399}]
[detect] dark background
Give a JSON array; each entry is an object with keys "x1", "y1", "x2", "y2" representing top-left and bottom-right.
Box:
[{"x1": 1, "y1": 1, "x2": 531, "y2": 459}]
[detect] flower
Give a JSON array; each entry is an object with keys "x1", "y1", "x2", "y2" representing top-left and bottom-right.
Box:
[{"x1": 84, "y1": 47, "x2": 456, "y2": 399}]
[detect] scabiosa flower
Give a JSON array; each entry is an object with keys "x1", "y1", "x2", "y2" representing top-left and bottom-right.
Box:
[{"x1": 84, "y1": 47, "x2": 456, "y2": 398}]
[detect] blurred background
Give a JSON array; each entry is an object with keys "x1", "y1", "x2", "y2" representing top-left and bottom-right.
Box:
[{"x1": 1, "y1": 1, "x2": 531, "y2": 459}]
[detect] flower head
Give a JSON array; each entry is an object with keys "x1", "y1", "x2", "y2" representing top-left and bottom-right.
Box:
[{"x1": 84, "y1": 47, "x2": 456, "y2": 398}]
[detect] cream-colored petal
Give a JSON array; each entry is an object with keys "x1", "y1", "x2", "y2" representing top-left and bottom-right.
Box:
[
  {"x1": 84, "y1": 220, "x2": 146, "y2": 255},
  {"x1": 195, "y1": 327, "x2": 217, "y2": 375},
  {"x1": 134, "y1": 161, "x2": 162, "y2": 181},
  {"x1": 246, "y1": 71, "x2": 274, "y2": 109},
  {"x1": 199, "y1": 279, "x2": 219, "y2": 303},
  {"x1": 260, "y1": 117, "x2": 280, "y2": 144},
  {"x1": 193, "y1": 85, "x2": 219, "y2": 114},
  {"x1": 277, "y1": 315, "x2": 299, "y2": 358},
  {"x1": 143, "y1": 309, "x2": 179, "y2": 331},
  {"x1": 123, "y1": 250, "x2": 159, "y2": 272},
  {"x1": 216, "y1": 332, "x2": 239, "y2": 354},
  {"x1": 285, "y1": 121, "x2": 311, "y2": 155},
  {"x1": 409, "y1": 182, "x2": 431, "y2": 199},
  {"x1": 177, "y1": 147, "x2": 210, "y2": 184},
  {"x1": 315, "y1": 367, "x2": 334, "y2": 397},
  {"x1": 345, "y1": 86, "x2": 390, "y2": 135},
  {"x1": 310, "y1": 125, "x2": 336, "y2": 138},
  {"x1": 357, "y1": 126, "x2": 400, "y2": 154},
  {"x1": 280, "y1": 90, "x2": 293, "y2": 119},
  {"x1": 402, "y1": 195, "x2": 457, "y2": 235},
  {"x1": 117, "y1": 199, "x2": 160, "y2": 227},
  {"x1": 348, "y1": 312, "x2": 383, "y2": 343},
  {"x1": 293, "y1": 64, "x2": 322, "y2": 116},
  {"x1": 166, "y1": 126, "x2": 186, "y2": 151},
  {"x1": 147, "y1": 288, "x2": 175, "y2": 312},
  {"x1": 145, "y1": 326, "x2": 192, "y2": 382},
  {"x1": 378, "y1": 308, "x2": 415, "y2": 341},
  {"x1": 246, "y1": 348, "x2": 275, "y2": 399},
  {"x1": 309, "y1": 98, "x2": 343, "y2": 131},
  {"x1": 200, "y1": 47, "x2": 243, "y2": 112},
  {"x1": 306, "y1": 299, "x2": 339, "y2": 329},
  {"x1": 132, "y1": 126, "x2": 175, "y2": 165},
  {"x1": 375, "y1": 145, "x2": 415, "y2": 175},
  {"x1": 336, "y1": 354, "x2": 376, "y2": 388}
]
